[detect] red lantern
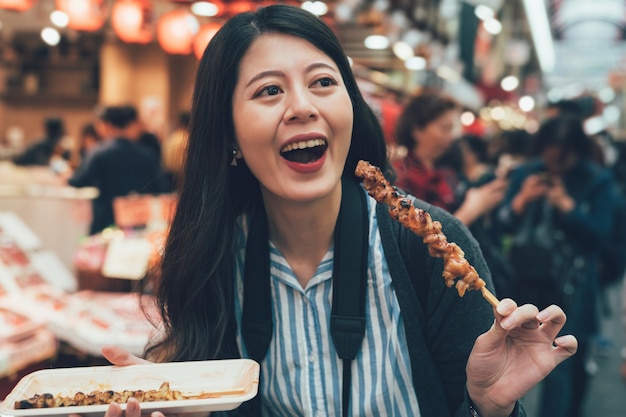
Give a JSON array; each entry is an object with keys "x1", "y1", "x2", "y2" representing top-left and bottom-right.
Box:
[
  {"x1": 56, "y1": 0, "x2": 105, "y2": 32},
  {"x1": 0, "y1": 0, "x2": 35, "y2": 12},
  {"x1": 193, "y1": 22, "x2": 221, "y2": 60},
  {"x1": 227, "y1": 1, "x2": 255, "y2": 15},
  {"x1": 111, "y1": 0, "x2": 153, "y2": 44},
  {"x1": 157, "y1": 9, "x2": 199, "y2": 55}
]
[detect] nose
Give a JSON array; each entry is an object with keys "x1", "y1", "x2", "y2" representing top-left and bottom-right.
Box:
[{"x1": 283, "y1": 89, "x2": 319, "y2": 123}]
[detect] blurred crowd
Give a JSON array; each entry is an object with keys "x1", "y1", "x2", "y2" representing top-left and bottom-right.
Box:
[
  {"x1": 0, "y1": 104, "x2": 190, "y2": 236},
  {"x1": 388, "y1": 89, "x2": 626, "y2": 417}
]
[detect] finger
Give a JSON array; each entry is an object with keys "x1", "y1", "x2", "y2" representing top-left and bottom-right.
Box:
[
  {"x1": 498, "y1": 303, "x2": 540, "y2": 331},
  {"x1": 474, "y1": 299, "x2": 518, "y2": 347},
  {"x1": 554, "y1": 334, "x2": 578, "y2": 359},
  {"x1": 104, "y1": 402, "x2": 122, "y2": 417},
  {"x1": 101, "y1": 345, "x2": 150, "y2": 366},
  {"x1": 495, "y1": 298, "x2": 518, "y2": 317},
  {"x1": 536, "y1": 305, "x2": 568, "y2": 340},
  {"x1": 125, "y1": 398, "x2": 141, "y2": 417},
  {"x1": 484, "y1": 298, "x2": 517, "y2": 337},
  {"x1": 151, "y1": 412, "x2": 166, "y2": 417}
]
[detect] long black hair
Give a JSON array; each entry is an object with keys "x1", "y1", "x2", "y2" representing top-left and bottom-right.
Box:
[
  {"x1": 530, "y1": 115, "x2": 592, "y2": 158},
  {"x1": 146, "y1": 4, "x2": 388, "y2": 362}
]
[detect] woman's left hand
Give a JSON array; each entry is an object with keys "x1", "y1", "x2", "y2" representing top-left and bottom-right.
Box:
[{"x1": 465, "y1": 298, "x2": 578, "y2": 417}]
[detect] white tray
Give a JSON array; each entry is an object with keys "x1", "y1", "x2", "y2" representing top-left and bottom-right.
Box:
[{"x1": 0, "y1": 359, "x2": 259, "y2": 417}]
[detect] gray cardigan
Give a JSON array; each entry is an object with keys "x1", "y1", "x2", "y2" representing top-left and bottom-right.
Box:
[{"x1": 377, "y1": 199, "x2": 524, "y2": 417}]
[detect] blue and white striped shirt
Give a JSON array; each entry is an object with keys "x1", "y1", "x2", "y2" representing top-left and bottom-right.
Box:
[{"x1": 233, "y1": 191, "x2": 421, "y2": 417}]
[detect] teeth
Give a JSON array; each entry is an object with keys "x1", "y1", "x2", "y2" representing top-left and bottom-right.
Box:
[{"x1": 281, "y1": 139, "x2": 326, "y2": 153}]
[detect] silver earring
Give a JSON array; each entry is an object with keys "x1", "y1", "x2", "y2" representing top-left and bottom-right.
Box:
[{"x1": 230, "y1": 149, "x2": 238, "y2": 166}]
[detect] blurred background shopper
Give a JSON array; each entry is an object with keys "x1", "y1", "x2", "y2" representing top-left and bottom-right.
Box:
[
  {"x1": 67, "y1": 105, "x2": 169, "y2": 235},
  {"x1": 497, "y1": 115, "x2": 618, "y2": 417}
]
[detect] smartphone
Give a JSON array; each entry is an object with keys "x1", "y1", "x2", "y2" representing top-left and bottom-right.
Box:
[{"x1": 537, "y1": 172, "x2": 553, "y2": 186}]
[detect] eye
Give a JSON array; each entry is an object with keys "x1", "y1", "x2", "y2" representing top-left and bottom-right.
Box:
[
  {"x1": 312, "y1": 77, "x2": 337, "y2": 88},
  {"x1": 254, "y1": 84, "x2": 282, "y2": 98}
]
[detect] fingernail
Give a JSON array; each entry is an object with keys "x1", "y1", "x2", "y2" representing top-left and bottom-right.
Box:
[{"x1": 537, "y1": 311, "x2": 549, "y2": 321}]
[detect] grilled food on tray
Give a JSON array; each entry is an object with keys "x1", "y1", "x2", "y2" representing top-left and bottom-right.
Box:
[{"x1": 14, "y1": 382, "x2": 185, "y2": 409}]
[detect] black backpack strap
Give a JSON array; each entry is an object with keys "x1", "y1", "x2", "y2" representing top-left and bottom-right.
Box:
[
  {"x1": 331, "y1": 177, "x2": 369, "y2": 417},
  {"x1": 240, "y1": 204, "x2": 272, "y2": 417},
  {"x1": 242, "y1": 203, "x2": 273, "y2": 363},
  {"x1": 241, "y1": 178, "x2": 369, "y2": 417}
]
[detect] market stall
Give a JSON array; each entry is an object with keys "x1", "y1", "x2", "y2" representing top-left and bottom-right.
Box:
[{"x1": 0, "y1": 207, "x2": 164, "y2": 397}]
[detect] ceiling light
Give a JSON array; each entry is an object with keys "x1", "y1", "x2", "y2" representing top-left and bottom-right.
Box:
[
  {"x1": 501, "y1": 75, "x2": 519, "y2": 91},
  {"x1": 522, "y1": 0, "x2": 555, "y2": 73},
  {"x1": 392, "y1": 41, "x2": 414, "y2": 60},
  {"x1": 301, "y1": 1, "x2": 328, "y2": 16},
  {"x1": 191, "y1": 2, "x2": 219, "y2": 17},
  {"x1": 518, "y1": 96, "x2": 535, "y2": 112},
  {"x1": 598, "y1": 87, "x2": 616, "y2": 103},
  {"x1": 41, "y1": 27, "x2": 61, "y2": 46},
  {"x1": 460, "y1": 111, "x2": 476, "y2": 126},
  {"x1": 483, "y1": 18, "x2": 502, "y2": 35},
  {"x1": 583, "y1": 116, "x2": 604, "y2": 135},
  {"x1": 364, "y1": 35, "x2": 389, "y2": 50},
  {"x1": 475, "y1": 5, "x2": 495, "y2": 20},
  {"x1": 50, "y1": 10, "x2": 69, "y2": 28},
  {"x1": 405, "y1": 56, "x2": 426, "y2": 70}
]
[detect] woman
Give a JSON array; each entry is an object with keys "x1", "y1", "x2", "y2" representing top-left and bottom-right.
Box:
[
  {"x1": 393, "y1": 90, "x2": 460, "y2": 212},
  {"x1": 393, "y1": 91, "x2": 507, "y2": 227},
  {"x1": 100, "y1": 5, "x2": 576, "y2": 417},
  {"x1": 498, "y1": 115, "x2": 616, "y2": 417}
]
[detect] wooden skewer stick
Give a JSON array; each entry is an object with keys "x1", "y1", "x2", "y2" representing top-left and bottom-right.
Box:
[
  {"x1": 186, "y1": 388, "x2": 247, "y2": 398},
  {"x1": 481, "y1": 286, "x2": 500, "y2": 308}
]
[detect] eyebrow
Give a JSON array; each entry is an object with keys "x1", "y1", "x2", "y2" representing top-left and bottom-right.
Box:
[{"x1": 244, "y1": 62, "x2": 338, "y2": 88}]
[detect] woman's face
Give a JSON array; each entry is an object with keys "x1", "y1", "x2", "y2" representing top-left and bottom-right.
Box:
[
  {"x1": 412, "y1": 109, "x2": 458, "y2": 160},
  {"x1": 232, "y1": 33, "x2": 353, "y2": 205},
  {"x1": 541, "y1": 145, "x2": 578, "y2": 175}
]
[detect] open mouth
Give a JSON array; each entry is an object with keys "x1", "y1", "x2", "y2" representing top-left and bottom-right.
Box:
[{"x1": 280, "y1": 139, "x2": 328, "y2": 164}]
